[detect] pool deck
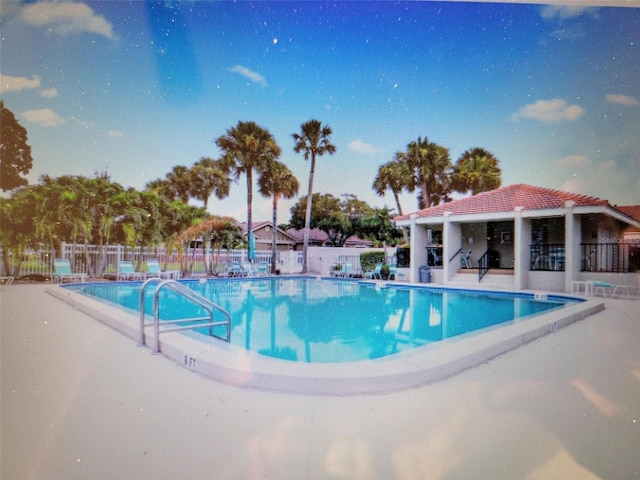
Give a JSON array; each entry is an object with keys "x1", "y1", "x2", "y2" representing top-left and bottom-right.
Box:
[{"x1": 2, "y1": 283, "x2": 639, "y2": 479}]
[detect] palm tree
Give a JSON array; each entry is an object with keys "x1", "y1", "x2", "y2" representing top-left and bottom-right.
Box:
[
  {"x1": 373, "y1": 157, "x2": 412, "y2": 242},
  {"x1": 404, "y1": 137, "x2": 452, "y2": 209},
  {"x1": 164, "y1": 165, "x2": 192, "y2": 203},
  {"x1": 258, "y1": 160, "x2": 299, "y2": 273},
  {"x1": 452, "y1": 147, "x2": 502, "y2": 195},
  {"x1": 216, "y1": 121, "x2": 281, "y2": 247},
  {"x1": 292, "y1": 119, "x2": 336, "y2": 273},
  {"x1": 189, "y1": 157, "x2": 231, "y2": 210},
  {"x1": 175, "y1": 216, "x2": 242, "y2": 275}
]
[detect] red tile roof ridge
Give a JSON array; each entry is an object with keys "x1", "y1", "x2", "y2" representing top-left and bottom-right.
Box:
[{"x1": 395, "y1": 183, "x2": 613, "y2": 220}]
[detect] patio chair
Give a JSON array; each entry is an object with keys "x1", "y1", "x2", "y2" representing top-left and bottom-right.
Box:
[
  {"x1": 460, "y1": 250, "x2": 472, "y2": 269},
  {"x1": 339, "y1": 263, "x2": 352, "y2": 278},
  {"x1": 53, "y1": 258, "x2": 87, "y2": 283},
  {"x1": 364, "y1": 263, "x2": 382, "y2": 280},
  {"x1": 257, "y1": 262, "x2": 269, "y2": 276},
  {"x1": 388, "y1": 264, "x2": 398, "y2": 280},
  {"x1": 146, "y1": 259, "x2": 179, "y2": 279},
  {"x1": 591, "y1": 281, "x2": 635, "y2": 299},
  {"x1": 117, "y1": 261, "x2": 147, "y2": 281},
  {"x1": 227, "y1": 261, "x2": 248, "y2": 277}
]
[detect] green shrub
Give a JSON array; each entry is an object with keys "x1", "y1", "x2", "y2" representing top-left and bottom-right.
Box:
[
  {"x1": 360, "y1": 251, "x2": 385, "y2": 272},
  {"x1": 380, "y1": 264, "x2": 391, "y2": 279}
]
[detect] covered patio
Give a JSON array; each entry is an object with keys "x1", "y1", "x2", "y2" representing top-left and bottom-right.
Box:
[{"x1": 395, "y1": 184, "x2": 640, "y2": 293}]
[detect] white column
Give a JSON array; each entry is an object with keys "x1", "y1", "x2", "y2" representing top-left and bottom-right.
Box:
[
  {"x1": 513, "y1": 207, "x2": 527, "y2": 290},
  {"x1": 409, "y1": 214, "x2": 418, "y2": 283},
  {"x1": 564, "y1": 201, "x2": 580, "y2": 292}
]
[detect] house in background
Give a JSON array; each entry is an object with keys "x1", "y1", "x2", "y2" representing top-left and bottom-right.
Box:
[
  {"x1": 236, "y1": 221, "x2": 297, "y2": 251},
  {"x1": 285, "y1": 228, "x2": 374, "y2": 250},
  {"x1": 394, "y1": 184, "x2": 640, "y2": 293}
]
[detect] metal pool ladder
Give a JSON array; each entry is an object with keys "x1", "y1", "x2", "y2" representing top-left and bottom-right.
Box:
[{"x1": 138, "y1": 278, "x2": 231, "y2": 353}]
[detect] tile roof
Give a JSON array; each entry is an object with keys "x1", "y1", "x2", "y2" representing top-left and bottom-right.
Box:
[
  {"x1": 395, "y1": 184, "x2": 612, "y2": 221},
  {"x1": 617, "y1": 205, "x2": 640, "y2": 222}
]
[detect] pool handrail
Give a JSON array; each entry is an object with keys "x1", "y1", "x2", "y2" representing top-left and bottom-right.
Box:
[{"x1": 138, "y1": 278, "x2": 231, "y2": 353}]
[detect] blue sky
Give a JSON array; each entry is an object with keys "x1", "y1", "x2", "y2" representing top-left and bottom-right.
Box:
[{"x1": 1, "y1": 0, "x2": 639, "y2": 224}]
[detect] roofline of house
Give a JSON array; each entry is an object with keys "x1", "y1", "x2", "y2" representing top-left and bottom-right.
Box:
[{"x1": 395, "y1": 203, "x2": 640, "y2": 229}]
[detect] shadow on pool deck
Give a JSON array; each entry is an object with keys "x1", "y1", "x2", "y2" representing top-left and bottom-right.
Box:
[{"x1": 1, "y1": 284, "x2": 639, "y2": 479}]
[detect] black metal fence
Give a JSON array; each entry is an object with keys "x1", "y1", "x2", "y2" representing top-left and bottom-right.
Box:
[
  {"x1": 529, "y1": 243, "x2": 639, "y2": 273},
  {"x1": 530, "y1": 244, "x2": 566, "y2": 271},
  {"x1": 580, "y1": 242, "x2": 640, "y2": 273}
]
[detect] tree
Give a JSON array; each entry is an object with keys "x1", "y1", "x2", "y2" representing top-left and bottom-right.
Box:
[
  {"x1": 292, "y1": 119, "x2": 336, "y2": 272},
  {"x1": 373, "y1": 157, "x2": 412, "y2": 217},
  {"x1": 258, "y1": 160, "x2": 299, "y2": 273},
  {"x1": 452, "y1": 147, "x2": 502, "y2": 195},
  {"x1": 403, "y1": 136, "x2": 452, "y2": 209},
  {"x1": 289, "y1": 193, "x2": 381, "y2": 247},
  {"x1": 146, "y1": 165, "x2": 192, "y2": 203},
  {"x1": 373, "y1": 157, "x2": 413, "y2": 242},
  {"x1": 359, "y1": 207, "x2": 404, "y2": 247},
  {"x1": 0, "y1": 187, "x2": 39, "y2": 276},
  {"x1": 175, "y1": 216, "x2": 243, "y2": 275},
  {"x1": 189, "y1": 157, "x2": 231, "y2": 210},
  {"x1": 1, "y1": 101, "x2": 33, "y2": 191},
  {"x1": 216, "y1": 121, "x2": 281, "y2": 249}
]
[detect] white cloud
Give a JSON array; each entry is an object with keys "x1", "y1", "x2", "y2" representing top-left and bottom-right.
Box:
[
  {"x1": 72, "y1": 118, "x2": 94, "y2": 128},
  {"x1": 557, "y1": 154, "x2": 589, "y2": 168},
  {"x1": 19, "y1": 2, "x2": 115, "y2": 40},
  {"x1": 540, "y1": 5, "x2": 597, "y2": 20},
  {"x1": 511, "y1": 98, "x2": 585, "y2": 124},
  {"x1": 21, "y1": 108, "x2": 66, "y2": 127},
  {"x1": 348, "y1": 140, "x2": 377, "y2": 155},
  {"x1": 39, "y1": 88, "x2": 58, "y2": 98},
  {"x1": 107, "y1": 130, "x2": 124, "y2": 138},
  {"x1": 227, "y1": 65, "x2": 267, "y2": 87},
  {"x1": 0, "y1": 74, "x2": 41, "y2": 93},
  {"x1": 560, "y1": 177, "x2": 587, "y2": 195},
  {"x1": 605, "y1": 94, "x2": 639, "y2": 107}
]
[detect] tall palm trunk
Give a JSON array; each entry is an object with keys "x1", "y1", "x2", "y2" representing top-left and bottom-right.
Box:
[
  {"x1": 271, "y1": 194, "x2": 278, "y2": 274},
  {"x1": 393, "y1": 192, "x2": 409, "y2": 243},
  {"x1": 302, "y1": 153, "x2": 316, "y2": 273},
  {"x1": 246, "y1": 168, "x2": 253, "y2": 260}
]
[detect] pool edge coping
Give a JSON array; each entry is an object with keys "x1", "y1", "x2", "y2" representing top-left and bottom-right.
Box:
[{"x1": 46, "y1": 282, "x2": 605, "y2": 396}]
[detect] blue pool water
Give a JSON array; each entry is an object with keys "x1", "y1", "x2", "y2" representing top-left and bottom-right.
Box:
[{"x1": 66, "y1": 278, "x2": 578, "y2": 363}]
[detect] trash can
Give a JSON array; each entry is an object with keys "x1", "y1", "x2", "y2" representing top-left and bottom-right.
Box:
[{"x1": 419, "y1": 265, "x2": 431, "y2": 283}]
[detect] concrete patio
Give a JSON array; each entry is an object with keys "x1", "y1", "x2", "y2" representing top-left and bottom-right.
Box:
[{"x1": 1, "y1": 284, "x2": 639, "y2": 479}]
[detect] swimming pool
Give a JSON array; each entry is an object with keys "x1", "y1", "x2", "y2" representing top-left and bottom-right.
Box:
[
  {"x1": 66, "y1": 277, "x2": 578, "y2": 364},
  {"x1": 51, "y1": 278, "x2": 603, "y2": 394}
]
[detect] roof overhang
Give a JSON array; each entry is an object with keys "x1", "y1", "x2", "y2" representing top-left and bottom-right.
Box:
[{"x1": 395, "y1": 204, "x2": 640, "y2": 229}]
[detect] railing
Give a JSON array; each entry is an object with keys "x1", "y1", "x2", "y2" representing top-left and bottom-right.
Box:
[
  {"x1": 478, "y1": 249, "x2": 490, "y2": 282},
  {"x1": 530, "y1": 244, "x2": 565, "y2": 271},
  {"x1": 449, "y1": 248, "x2": 463, "y2": 263},
  {"x1": 138, "y1": 278, "x2": 231, "y2": 354},
  {"x1": 0, "y1": 243, "x2": 303, "y2": 278},
  {"x1": 333, "y1": 254, "x2": 398, "y2": 277},
  {"x1": 580, "y1": 242, "x2": 639, "y2": 273}
]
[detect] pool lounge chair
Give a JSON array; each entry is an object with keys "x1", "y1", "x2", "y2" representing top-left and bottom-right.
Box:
[
  {"x1": 53, "y1": 258, "x2": 87, "y2": 283},
  {"x1": 146, "y1": 259, "x2": 179, "y2": 280},
  {"x1": 339, "y1": 263, "x2": 352, "y2": 278},
  {"x1": 117, "y1": 261, "x2": 147, "y2": 281},
  {"x1": 591, "y1": 281, "x2": 636, "y2": 299},
  {"x1": 227, "y1": 261, "x2": 248, "y2": 277},
  {"x1": 388, "y1": 265, "x2": 398, "y2": 280},
  {"x1": 364, "y1": 263, "x2": 382, "y2": 280}
]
